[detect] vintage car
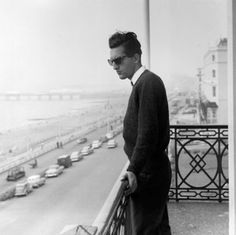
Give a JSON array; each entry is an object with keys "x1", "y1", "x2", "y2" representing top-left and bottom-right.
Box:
[
  {"x1": 80, "y1": 145, "x2": 94, "y2": 156},
  {"x1": 107, "y1": 139, "x2": 118, "y2": 148},
  {"x1": 105, "y1": 132, "x2": 114, "y2": 140},
  {"x1": 45, "y1": 164, "x2": 64, "y2": 178},
  {"x1": 7, "y1": 166, "x2": 25, "y2": 181},
  {"x1": 76, "y1": 137, "x2": 87, "y2": 144},
  {"x1": 57, "y1": 154, "x2": 72, "y2": 168},
  {"x1": 92, "y1": 140, "x2": 102, "y2": 149},
  {"x1": 70, "y1": 151, "x2": 83, "y2": 162},
  {"x1": 99, "y1": 136, "x2": 108, "y2": 143},
  {"x1": 15, "y1": 181, "x2": 33, "y2": 196},
  {"x1": 27, "y1": 174, "x2": 46, "y2": 188}
]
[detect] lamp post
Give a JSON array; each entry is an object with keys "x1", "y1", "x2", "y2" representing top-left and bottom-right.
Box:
[{"x1": 197, "y1": 68, "x2": 202, "y2": 124}]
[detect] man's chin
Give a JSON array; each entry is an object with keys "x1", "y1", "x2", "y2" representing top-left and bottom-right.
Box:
[{"x1": 118, "y1": 74, "x2": 127, "y2": 80}]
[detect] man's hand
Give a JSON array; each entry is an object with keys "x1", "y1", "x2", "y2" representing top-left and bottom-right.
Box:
[{"x1": 121, "y1": 171, "x2": 138, "y2": 196}]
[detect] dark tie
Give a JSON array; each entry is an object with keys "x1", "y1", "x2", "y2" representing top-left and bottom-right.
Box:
[{"x1": 131, "y1": 81, "x2": 134, "y2": 86}]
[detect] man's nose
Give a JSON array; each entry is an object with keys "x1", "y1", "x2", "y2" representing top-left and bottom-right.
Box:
[{"x1": 112, "y1": 63, "x2": 119, "y2": 70}]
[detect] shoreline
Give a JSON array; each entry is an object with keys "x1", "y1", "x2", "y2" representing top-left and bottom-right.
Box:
[
  {"x1": 0, "y1": 97, "x2": 128, "y2": 160},
  {"x1": 0, "y1": 98, "x2": 109, "y2": 135}
]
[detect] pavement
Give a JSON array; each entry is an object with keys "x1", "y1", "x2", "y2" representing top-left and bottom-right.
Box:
[{"x1": 168, "y1": 201, "x2": 228, "y2": 235}]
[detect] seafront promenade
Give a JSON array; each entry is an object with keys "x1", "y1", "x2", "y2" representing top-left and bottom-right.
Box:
[
  {"x1": 0, "y1": 123, "x2": 127, "y2": 235},
  {"x1": 0, "y1": 114, "x2": 122, "y2": 199}
]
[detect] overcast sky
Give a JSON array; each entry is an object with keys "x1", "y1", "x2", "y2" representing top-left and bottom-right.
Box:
[{"x1": 0, "y1": 0, "x2": 227, "y2": 93}]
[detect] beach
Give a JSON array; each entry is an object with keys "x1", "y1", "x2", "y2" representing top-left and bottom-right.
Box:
[{"x1": 0, "y1": 96, "x2": 128, "y2": 162}]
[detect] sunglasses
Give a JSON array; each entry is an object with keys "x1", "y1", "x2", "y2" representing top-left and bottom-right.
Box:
[{"x1": 108, "y1": 55, "x2": 127, "y2": 66}]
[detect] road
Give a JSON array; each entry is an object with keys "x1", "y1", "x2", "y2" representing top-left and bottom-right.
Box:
[{"x1": 0, "y1": 126, "x2": 127, "y2": 235}]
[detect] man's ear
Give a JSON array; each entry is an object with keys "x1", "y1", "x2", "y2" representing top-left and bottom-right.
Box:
[{"x1": 133, "y1": 53, "x2": 140, "y2": 63}]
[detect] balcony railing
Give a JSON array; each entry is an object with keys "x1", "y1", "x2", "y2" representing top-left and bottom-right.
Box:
[
  {"x1": 169, "y1": 124, "x2": 228, "y2": 202},
  {"x1": 67, "y1": 125, "x2": 229, "y2": 235}
]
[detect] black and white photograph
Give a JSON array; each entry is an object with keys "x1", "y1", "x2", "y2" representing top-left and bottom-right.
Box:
[{"x1": 0, "y1": 0, "x2": 233, "y2": 235}]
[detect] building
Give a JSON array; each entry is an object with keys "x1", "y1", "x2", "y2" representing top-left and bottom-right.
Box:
[{"x1": 199, "y1": 38, "x2": 228, "y2": 124}]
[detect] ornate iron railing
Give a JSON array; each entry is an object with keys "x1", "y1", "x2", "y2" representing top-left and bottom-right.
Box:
[
  {"x1": 168, "y1": 124, "x2": 228, "y2": 202},
  {"x1": 91, "y1": 162, "x2": 130, "y2": 235},
  {"x1": 98, "y1": 182, "x2": 129, "y2": 235}
]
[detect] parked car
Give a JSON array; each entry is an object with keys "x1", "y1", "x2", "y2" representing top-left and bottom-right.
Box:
[
  {"x1": 81, "y1": 145, "x2": 94, "y2": 156},
  {"x1": 105, "y1": 132, "x2": 114, "y2": 140},
  {"x1": 15, "y1": 181, "x2": 33, "y2": 196},
  {"x1": 7, "y1": 166, "x2": 25, "y2": 181},
  {"x1": 57, "y1": 154, "x2": 72, "y2": 168},
  {"x1": 45, "y1": 164, "x2": 64, "y2": 178},
  {"x1": 92, "y1": 140, "x2": 102, "y2": 149},
  {"x1": 107, "y1": 139, "x2": 118, "y2": 148},
  {"x1": 70, "y1": 151, "x2": 83, "y2": 162},
  {"x1": 27, "y1": 174, "x2": 46, "y2": 188},
  {"x1": 76, "y1": 137, "x2": 87, "y2": 144},
  {"x1": 99, "y1": 136, "x2": 108, "y2": 143}
]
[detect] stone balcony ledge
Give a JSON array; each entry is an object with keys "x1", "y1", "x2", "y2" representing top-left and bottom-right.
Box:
[{"x1": 168, "y1": 201, "x2": 228, "y2": 235}]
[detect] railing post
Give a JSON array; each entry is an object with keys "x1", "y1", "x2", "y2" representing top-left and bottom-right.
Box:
[
  {"x1": 217, "y1": 126, "x2": 222, "y2": 203},
  {"x1": 174, "y1": 126, "x2": 179, "y2": 202}
]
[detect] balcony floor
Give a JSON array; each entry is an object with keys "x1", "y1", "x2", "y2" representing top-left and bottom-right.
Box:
[{"x1": 168, "y1": 201, "x2": 228, "y2": 235}]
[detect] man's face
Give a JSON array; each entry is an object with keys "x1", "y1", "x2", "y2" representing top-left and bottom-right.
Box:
[{"x1": 109, "y1": 45, "x2": 135, "y2": 80}]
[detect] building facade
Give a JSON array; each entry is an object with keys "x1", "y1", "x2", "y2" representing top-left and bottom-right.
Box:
[{"x1": 200, "y1": 38, "x2": 228, "y2": 124}]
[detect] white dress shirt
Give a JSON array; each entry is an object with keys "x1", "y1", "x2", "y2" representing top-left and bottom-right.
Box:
[{"x1": 131, "y1": 66, "x2": 146, "y2": 85}]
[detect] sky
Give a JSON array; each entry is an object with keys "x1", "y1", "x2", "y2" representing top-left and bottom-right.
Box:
[{"x1": 0, "y1": 0, "x2": 227, "y2": 93}]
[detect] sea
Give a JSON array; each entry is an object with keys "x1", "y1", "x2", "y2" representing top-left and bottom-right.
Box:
[{"x1": 0, "y1": 99, "x2": 106, "y2": 133}]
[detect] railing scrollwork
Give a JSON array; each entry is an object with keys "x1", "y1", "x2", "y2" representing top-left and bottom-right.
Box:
[{"x1": 168, "y1": 124, "x2": 228, "y2": 202}]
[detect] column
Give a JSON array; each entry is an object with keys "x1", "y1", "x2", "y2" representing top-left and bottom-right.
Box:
[
  {"x1": 228, "y1": 0, "x2": 236, "y2": 234},
  {"x1": 142, "y1": 0, "x2": 150, "y2": 69}
]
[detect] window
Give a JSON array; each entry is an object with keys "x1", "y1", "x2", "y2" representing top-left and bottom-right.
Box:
[
  {"x1": 212, "y1": 69, "x2": 216, "y2": 77},
  {"x1": 212, "y1": 86, "x2": 216, "y2": 97},
  {"x1": 212, "y1": 54, "x2": 215, "y2": 62},
  {"x1": 212, "y1": 109, "x2": 217, "y2": 118},
  {"x1": 212, "y1": 109, "x2": 217, "y2": 124}
]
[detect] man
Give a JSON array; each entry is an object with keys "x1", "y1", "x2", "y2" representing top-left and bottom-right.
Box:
[{"x1": 108, "y1": 31, "x2": 172, "y2": 235}]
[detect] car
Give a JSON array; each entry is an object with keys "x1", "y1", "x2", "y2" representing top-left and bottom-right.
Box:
[
  {"x1": 7, "y1": 166, "x2": 25, "y2": 181},
  {"x1": 99, "y1": 136, "x2": 108, "y2": 143},
  {"x1": 27, "y1": 174, "x2": 46, "y2": 188},
  {"x1": 15, "y1": 181, "x2": 33, "y2": 196},
  {"x1": 80, "y1": 145, "x2": 94, "y2": 156},
  {"x1": 92, "y1": 140, "x2": 102, "y2": 149},
  {"x1": 57, "y1": 154, "x2": 72, "y2": 168},
  {"x1": 76, "y1": 137, "x2": 87, "y2": 144},
  {"x1": 45, "y1": 164, "x2": 64, "y2": 178},
  {"x1": 105, "y1": 132, "x2": 114, "y2": 140},
  {"x1": 107, "y1": 139, "x2": 118, "y2": 148},
  {"x1": 70, "y1": 151, "x2": 83, "y2": 162}
]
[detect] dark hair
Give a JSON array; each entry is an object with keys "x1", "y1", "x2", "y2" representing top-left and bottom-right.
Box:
[{"x1": 108, "y1": 31, "x2": 142, "y2": 57}]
